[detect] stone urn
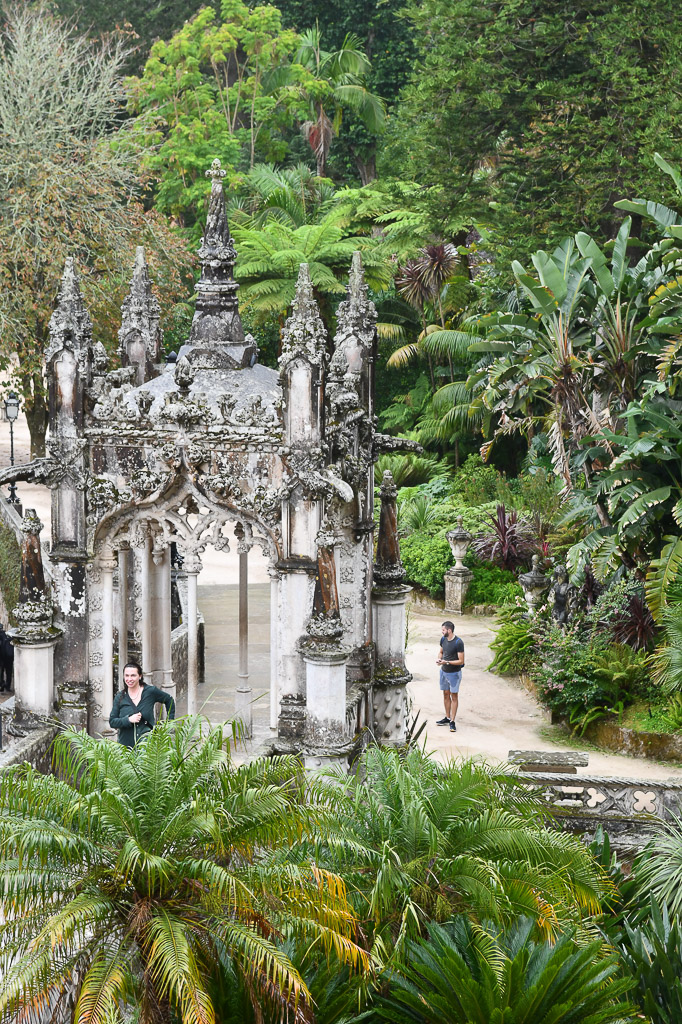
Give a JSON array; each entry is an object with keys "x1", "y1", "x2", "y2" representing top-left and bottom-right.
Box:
[{"x1": 444, "y1": 516, "x2": 474, "y2": 615}]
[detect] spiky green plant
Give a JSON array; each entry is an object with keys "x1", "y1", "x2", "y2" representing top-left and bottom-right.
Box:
[
  {"x1": 371, "y1": 916, "x2": 636, "y2": 1024},
  {"x1": 316, "y1": 747, "x2": 611, "y2": 951},
  {"x1": 0, "y1": 718, "x2": 368, "y2": 1024}
]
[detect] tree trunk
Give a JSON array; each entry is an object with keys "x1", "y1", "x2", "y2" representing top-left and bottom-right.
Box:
[
  {"x1": 352, "y1": 146, "x2": 377, "y2": 185},
  {"x1": 24, "y1": 387, "x2": 48, "y2": 458}
]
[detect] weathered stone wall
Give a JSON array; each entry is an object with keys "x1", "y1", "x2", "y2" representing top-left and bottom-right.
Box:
[
  {"x1": 0, "y1": 723, "x2": 59, "y2": 772},
  {"x1": 584, "y1": 719, "x2": 682, "y2": 763}
]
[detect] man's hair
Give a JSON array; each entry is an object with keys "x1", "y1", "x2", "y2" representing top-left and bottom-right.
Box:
[{"x1": 442, "y1": 620, "x2": 455, "y2": 632}]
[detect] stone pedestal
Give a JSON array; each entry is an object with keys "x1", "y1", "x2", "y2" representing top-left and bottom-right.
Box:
[
  {"x1": 444, "y1": 566, "x2": 474, "y2": 615},
  {"x1": 9, "y1": 509, "x2": 64, "y2": 722},
  {"x1": 12, "y1": 638, "x2": 60, "y2": 717},
  {"x1": 372, "y1": 585, "x2": 412, "y2": 746}
]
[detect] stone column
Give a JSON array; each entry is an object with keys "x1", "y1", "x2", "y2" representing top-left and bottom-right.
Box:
[
  {"x1": 9, "y1": 510, "x2": 63, "y2": 720},
  {"x1": 117, "y1": 543, "x2": 129, "y2": 683},
  {"x1": 185, "y1": 555, "x2": 201, "y2": 715},
  {"x1": 150, "y1": 544, "x2": 174, "y2": 704},
  {"x1": 97, "y1": 547, "x2": 117, "y2": 735},
  {"x1": 234, "y1": 529, "x2": 252, "y2": 738},
  {"x1": 269, "y1": 566, "x2": 279, "y2": 731},
  {"x1": 371, "y1": 471, "x2": 411, "y2": 746},
  {"x1": 139, "y1": 532, "x2": 152, "y2": 677},
  {"x1": 277, "y1": 263, "x2": 327, "y2": 743},
  {"x1": 298, "y1": 545, "x2": 352, "y2": 770},
  {"x1": 46, "y1": 260, "x2": 93, "y2": 731}
]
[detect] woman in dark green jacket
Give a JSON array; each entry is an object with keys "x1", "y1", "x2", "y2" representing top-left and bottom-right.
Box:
[{"x1": 109, "y1": 661, "x2": 175, "y2": 748}]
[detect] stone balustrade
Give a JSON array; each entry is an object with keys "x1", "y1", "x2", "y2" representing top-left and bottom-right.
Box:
[{"x1": 519, "y1": 770, "x2": 682, "y2": 852}]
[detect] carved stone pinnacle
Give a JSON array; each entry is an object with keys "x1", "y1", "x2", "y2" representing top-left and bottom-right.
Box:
[{"x1": 205, "y1": 158, "x2": 227, "y2": 181}]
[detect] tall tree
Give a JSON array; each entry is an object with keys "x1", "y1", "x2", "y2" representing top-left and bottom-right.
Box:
[
  {"x1": 128, "y1": 0, "x2": 306, "y2": 232},
  {"x1": 0, "y1": 3, "x2": 191, "y2": 456},
  {"x1": 291, "y1": 25, "x2": 386, "y2": 178},
  {"x1": 386, "y1": 0, "x2": 682, "y2": 272}
]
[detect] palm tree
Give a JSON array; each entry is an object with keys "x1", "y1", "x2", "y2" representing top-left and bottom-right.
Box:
[
  {"x1": 0, "y1": 719, "x2": 368, "y2": 1024},
  {"x1": 228, "y1": 163, "x2": 337, "y2": 229},
  {"x1": 292, "y1": 25, "x2": 386, "y2": 177},
  {"x1": 372, "y1": 917, "x2": 636, "y2": 1024},
  {"x1": 233, "y1": 211, "x2": 390, "y2": 325},
  {"x1": 316, "y1": 747, "x2": 610, "y2": 951}
]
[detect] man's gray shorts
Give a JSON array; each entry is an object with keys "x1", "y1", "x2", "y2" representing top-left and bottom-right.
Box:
[{"x1": 439, "y1": 669, "x2": 461, "y2": 693}]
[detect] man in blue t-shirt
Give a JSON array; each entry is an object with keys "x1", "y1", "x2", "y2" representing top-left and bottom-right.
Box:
[{"x1": 436, "y1": 620, "x2": 464, "y2": 733}]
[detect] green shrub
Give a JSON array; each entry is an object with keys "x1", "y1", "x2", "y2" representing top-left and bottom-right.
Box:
[
  {"x1": 450, "y1": 453, "x2": 514, "y2": 506},
  {"x1": 488, "y1": 603, "x2": 536, "y2": 675},
  {"x1": 400, "y1": 532, "x2": 452, "y2": 597},
  {"x1": 465, "y1": 559, "x2": 523, "y2": 607},
  {"x1": 0, "y1": 521, "x2": 21, "y2": 626}
]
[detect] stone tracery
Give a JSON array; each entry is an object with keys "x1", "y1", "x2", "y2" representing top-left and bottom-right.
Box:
[{"x1": 4, "y1": 158, "x2": 414, "y2": 767}]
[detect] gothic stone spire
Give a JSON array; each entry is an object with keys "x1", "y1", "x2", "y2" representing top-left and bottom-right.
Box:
[
  {"x1": 184, "y1": 159, "x2": 256, "y2": 369},
  {"x1": 330, "y1": 251, "x2": 376, "y2": 378},
  {"x1": 46, "y1": 258, "x2": 94, "y2": 435},
  {"x1": 46, "y1": 257, "x2": 93, "y2": 362},
  {"x1": 279, "y1": 263, "x2": 327, "y2": 371},
  {"x1": 119, "y1": 246, "x2": 162, "y2": 384}
]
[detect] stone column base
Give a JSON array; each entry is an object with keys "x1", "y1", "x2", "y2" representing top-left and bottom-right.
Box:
[
  {"x1": 373, "y1": 667, "x2": 411, "y2": 745},
  {"x1": 444, "y1": 567, "x2": 474, "y2": 615}
]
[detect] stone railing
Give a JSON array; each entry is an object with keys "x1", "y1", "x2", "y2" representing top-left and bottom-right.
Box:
[{"x1": 520, "y1": 771, "x2": 682, "y2": 852}]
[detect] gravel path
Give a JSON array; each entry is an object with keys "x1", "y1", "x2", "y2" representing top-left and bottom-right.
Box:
[{"x1": 407, "y1": 607, "x2": 682, "y2": 781}]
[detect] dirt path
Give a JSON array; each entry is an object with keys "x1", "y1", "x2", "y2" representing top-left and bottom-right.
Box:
[{"x1": 407, "y1": 607, "x2": 682, "y2": 781}]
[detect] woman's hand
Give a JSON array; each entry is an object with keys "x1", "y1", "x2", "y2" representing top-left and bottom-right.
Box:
[{"x1": 129, "y1": 712, "x2": 142, "y2": 724}]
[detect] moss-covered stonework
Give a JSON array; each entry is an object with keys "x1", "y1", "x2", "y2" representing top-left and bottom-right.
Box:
[{"x1": 584, "y1": 719, "x2": 682, "y2": 763}]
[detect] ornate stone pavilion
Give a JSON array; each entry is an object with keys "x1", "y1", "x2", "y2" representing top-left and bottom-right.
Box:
[{"x1": 4, "y1": 161, "x2": 413, "y2": 766}]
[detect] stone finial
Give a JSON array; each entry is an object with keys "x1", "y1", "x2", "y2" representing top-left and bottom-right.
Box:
[
  {"x1": 279, "y1": 263, "x2": 327, "y2": 370},
  {"x1": 199, "y1": 160, "x2": 235, "y2": 263},
  {"x1": 330, "y1": 251, "x2": 376, "y2": 382},
  {"x1": 182, "y1": 159, "x2": 257, "y2": 369},
  {"x1": 11, "y1": 509, "x2": 56, "y2": 640},
  {"x1": 348, "y1": 250, "x2": 371, "y2": 311},
  {"x1": 174, "y1": 354, "x2": 195, "y2": 392},
  {"x1": 206, "y1": 158, "x2": 227, "y2": 181},
  {"x1": 373, "y1": 470, "x2": 406, "y2": 587},
  {"x1": 301, "y1": 544, "x2": 346, "y2": 650},
  {"x1": 118, "y1": 247, "x2": 162, "y2": 382},
  {"x1": 46, "y1": 258, "x2": 93, "y2": 362}
]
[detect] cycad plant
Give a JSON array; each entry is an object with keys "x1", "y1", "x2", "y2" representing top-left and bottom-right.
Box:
[
  {"x1": 317, "y1": 746, "x2": 610, "y2": 951},
  {"x1": 371, "y1": 916, "x2": 636, "y2": 1024},
  {"x1": 0, "y1": 719, "x2": 367, "y2": 1024}
]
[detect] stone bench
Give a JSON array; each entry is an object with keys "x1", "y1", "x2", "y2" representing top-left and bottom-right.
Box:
[{"x1": 508, "y1": 750, "x2": 589, "y2": 774}]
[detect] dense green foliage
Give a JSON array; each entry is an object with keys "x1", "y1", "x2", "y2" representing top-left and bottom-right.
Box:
[{"x1": 386, "y1": 0, "x2": 682, "y2": 268}]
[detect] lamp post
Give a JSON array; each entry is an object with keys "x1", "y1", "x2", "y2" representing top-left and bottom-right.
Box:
[{"x1": 4, "y1": 391, "x2": 20, "y2": 507}]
